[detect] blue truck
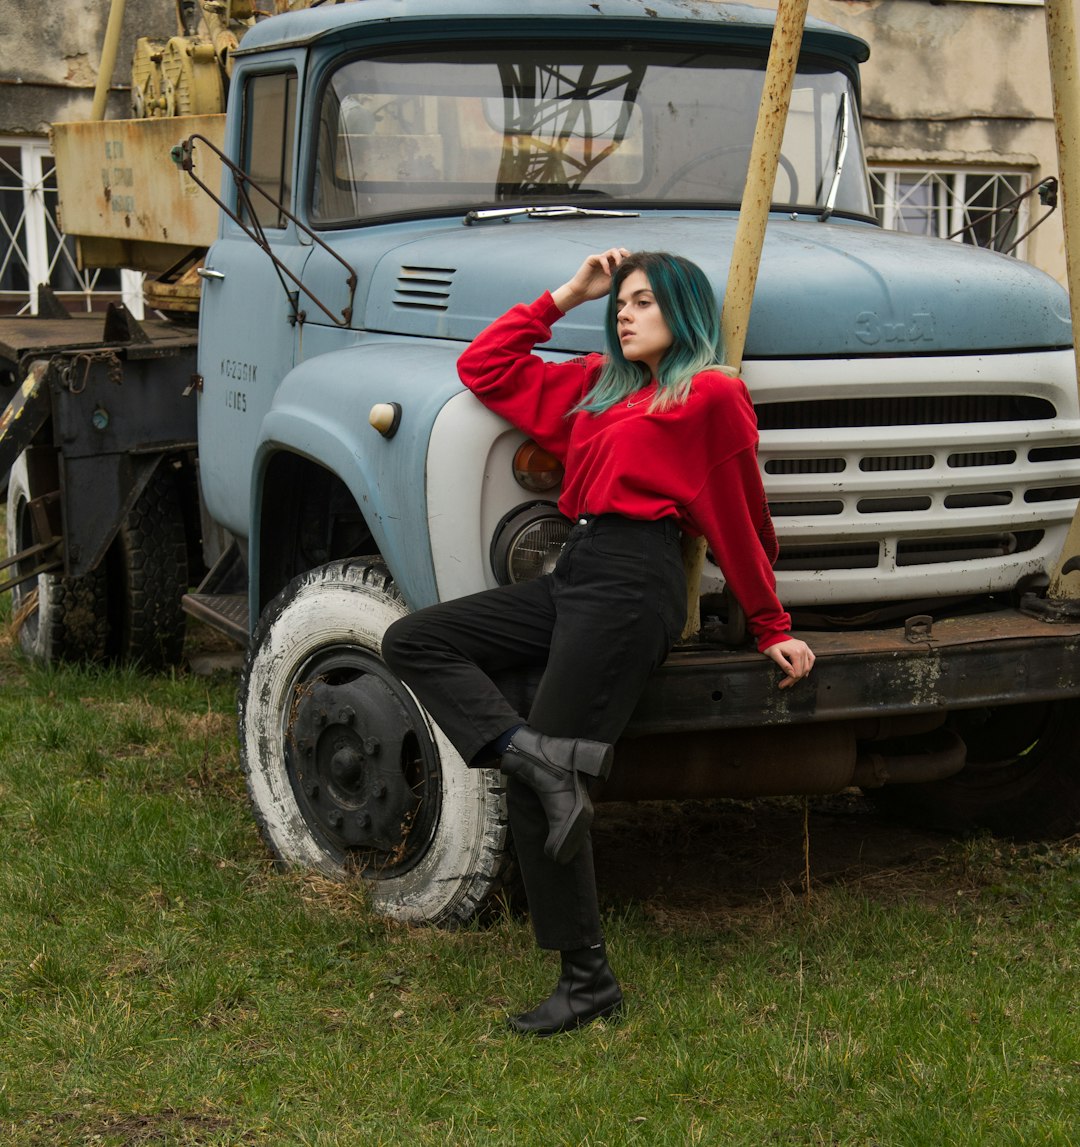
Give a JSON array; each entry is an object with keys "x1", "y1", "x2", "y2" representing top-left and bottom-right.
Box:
[{"x1": 3, "y1": 0, "x2": 1080, "y2": 925}]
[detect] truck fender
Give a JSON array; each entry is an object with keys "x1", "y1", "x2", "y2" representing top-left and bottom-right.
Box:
[{"x1": 247, "y1": 338, "x2": 469, "y2": 618}]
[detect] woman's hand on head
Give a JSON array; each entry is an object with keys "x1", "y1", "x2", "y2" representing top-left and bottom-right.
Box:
[
  {"x1": 764, "y1": 638, "x2": 816, "y2": 689},
  {"x1": 551, "y1": 248, "x2": 631, "y2": 312}
]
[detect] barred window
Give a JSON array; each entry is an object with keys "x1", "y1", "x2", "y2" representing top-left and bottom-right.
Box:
[
  {"x1": 0, "y1": 137, "x2": 143, "y2": 317},
  {"x1": 869, "y1": 167, "x2": 1031, "y2": 259}
]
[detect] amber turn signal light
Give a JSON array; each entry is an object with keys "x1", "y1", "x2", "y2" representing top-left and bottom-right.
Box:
[{"x1": 513, "y1": 440, "x2": 564, "y2": 492}]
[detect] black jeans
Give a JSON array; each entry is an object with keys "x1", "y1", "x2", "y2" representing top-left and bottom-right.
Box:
[{"x1": 382, "y1": 514, "x2": 687, "y2": 949}]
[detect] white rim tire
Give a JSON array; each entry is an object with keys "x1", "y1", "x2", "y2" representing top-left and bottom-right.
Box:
[
  {"x1": 5, "y1": 452, "x2": 108, "y2": 664},
  {"x1": 239, "y1": 559, "x2": 512, "y2": 927}
]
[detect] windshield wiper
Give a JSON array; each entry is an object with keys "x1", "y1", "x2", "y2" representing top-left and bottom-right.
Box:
[
  {"x1": 463, "y1": 205, "x2": 640, "y2": 226},
  {"x1": 819, "y1": 92, "x2": 851, "y2": 223},
  {"x1": 819, "y1": 91, "x2": 850, "y2": 223}
]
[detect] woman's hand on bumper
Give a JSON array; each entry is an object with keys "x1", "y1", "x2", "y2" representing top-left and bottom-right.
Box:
[{"x1": 764, "y1": 638, "x2": 816, "y2": 689}]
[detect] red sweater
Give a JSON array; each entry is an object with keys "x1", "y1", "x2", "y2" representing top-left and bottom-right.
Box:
[{"x1": 457, "y1": 292, "x2": 791, "y2": 652}]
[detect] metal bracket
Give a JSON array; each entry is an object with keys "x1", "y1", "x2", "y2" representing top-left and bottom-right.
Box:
[
  {"x1": 0, "y1": 490, "x2": 63, "y2": 593},
  {"x1": 1019, "y1": 590, "x2": 1080, "y2": 623},
  {"x1": 103, "y1": 301, "x2": 152, "y2": 345},
  {"x1": 904, "y1": 614, "x2": 934, "y2": 643}
]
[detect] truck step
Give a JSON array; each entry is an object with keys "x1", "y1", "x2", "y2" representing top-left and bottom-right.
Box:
[{"x1": 182, "y1": 592, "x2": 249, "y2": 647}]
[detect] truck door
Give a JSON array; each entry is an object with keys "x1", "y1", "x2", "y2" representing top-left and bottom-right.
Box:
[{"x1": 197, "y1": 64, "x2": 311, "y2": 539}]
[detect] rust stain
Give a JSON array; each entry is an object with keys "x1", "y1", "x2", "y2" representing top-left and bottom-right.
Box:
[{"x1": 52, "y1": 114, "x2": 225, "y2": 257}]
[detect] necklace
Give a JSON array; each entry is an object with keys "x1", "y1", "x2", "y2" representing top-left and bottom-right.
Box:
[{"x1": 626, "y1": 386, "x2": 654, "y2": 408}]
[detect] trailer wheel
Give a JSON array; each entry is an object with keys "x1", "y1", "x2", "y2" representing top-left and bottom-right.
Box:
[
  {"x1": 872, "y1": 699, "x2": 1080, "y2": 840},
  {"x1": 239, "y1": 559, "x2": 512, "y2": 927},
  {"x1": 5, "y1": 451, "x2": 109, "y2": 664},
  {"x1": 105, "y1": 461, "x2": 189, "y2": 669}
]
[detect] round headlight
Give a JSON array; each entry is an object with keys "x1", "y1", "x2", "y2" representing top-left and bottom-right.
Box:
[{"x1": 492, "y1": 504, "x2": 572, "y2": 584}]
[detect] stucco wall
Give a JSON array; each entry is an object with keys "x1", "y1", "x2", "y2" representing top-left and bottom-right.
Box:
[{"x1": 0, "y1": 0, "x2": 176, "y2": 133}]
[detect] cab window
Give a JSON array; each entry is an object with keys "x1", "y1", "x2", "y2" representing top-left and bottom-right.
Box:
[{"x1": 240, "y1": 71, "x2": 297, "y2": 228}]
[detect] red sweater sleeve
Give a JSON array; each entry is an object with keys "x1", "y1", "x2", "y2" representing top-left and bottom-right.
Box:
[
  {"x1": 456, "y1": 293, "x2": 599, "y2": 461},
  {"x1": 684, "y1": 446, "x2": 792, "y2": 653}
]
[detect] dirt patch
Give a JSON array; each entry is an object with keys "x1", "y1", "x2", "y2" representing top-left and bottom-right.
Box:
[
  {"x1": 591, "y1": 792, "x2": 967, "y2": 925},
  {"x1": 22, "y1": 1109, "x2": 246, "y2": 1146}
]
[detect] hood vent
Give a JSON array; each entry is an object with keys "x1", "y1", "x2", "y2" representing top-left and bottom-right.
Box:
[{"x1": 393, "y1": 265, "x2": 456, "y2": 311}]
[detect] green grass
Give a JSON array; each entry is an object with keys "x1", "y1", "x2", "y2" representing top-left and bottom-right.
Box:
[{"x1": 0, "y1": 605, "x2": 1078, "y2": 1145}]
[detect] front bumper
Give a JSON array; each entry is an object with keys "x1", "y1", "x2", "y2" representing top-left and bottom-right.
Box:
[{"x1": 623, "y1": 607, "x2": 1080, "y2": 737}]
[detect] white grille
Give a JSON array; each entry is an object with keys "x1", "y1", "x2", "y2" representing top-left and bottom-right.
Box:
[{"x1": 720, "y1": 350, "x2": 1080, "y2": 607}]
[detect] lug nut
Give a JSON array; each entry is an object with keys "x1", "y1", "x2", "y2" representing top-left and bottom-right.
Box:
[
  {"x1": 364, "y1": 737, "x2": 381, "y2": 755},
  {"x1": 328, "y1": 810, "x2": 343, "y2": 829}
]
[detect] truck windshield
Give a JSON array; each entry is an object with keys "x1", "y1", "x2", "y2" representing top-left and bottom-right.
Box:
[{"x1": 311, "y1": 45, "x2": 873, "y2": 225}]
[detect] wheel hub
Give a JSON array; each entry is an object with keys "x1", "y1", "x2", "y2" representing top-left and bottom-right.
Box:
[{"x1": 287, "y1": 671, "x2": 429, "y2": 853}]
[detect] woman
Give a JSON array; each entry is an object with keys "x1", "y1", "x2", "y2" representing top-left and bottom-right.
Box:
[{"x1": 382, "y1": 248, "x2": 814, "y2": 1036}]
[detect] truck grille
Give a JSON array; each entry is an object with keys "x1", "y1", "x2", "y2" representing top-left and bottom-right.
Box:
[
  {"x1": 756, "y1": 393, "x2": 1056, "y2": 429},
  {"x1": 775, "y1": 532, "x2": 1044, "y2": 571},
  {"x1": 743, "y1": 357, "x2": 1080, "y2": 603}
]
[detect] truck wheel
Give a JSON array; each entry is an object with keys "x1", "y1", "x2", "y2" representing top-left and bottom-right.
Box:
[
  {"x1": 5, "y1": 451, "x2": 108, "y2": 664},
  {"x1": 872, "y1": 699, "x2": 1080, "y2": 840},
  {"x1": 105, "y1": 461, "x2": 189, "y2": 669},
  {"x1": 239, "y1": 559, "x2": 512, "y2": 927}
]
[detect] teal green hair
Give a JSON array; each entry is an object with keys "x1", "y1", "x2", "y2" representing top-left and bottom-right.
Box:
[{"x1": 574, "y1": 251, "x2": 733, "y2": 415}]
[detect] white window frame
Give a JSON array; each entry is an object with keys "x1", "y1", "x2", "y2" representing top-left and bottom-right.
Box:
[
  {"x1": 0, "y1": 136, "x2": 143, "y2": 317},
  {"x1": 869, "y1": 166, "x2": 1033, "y2": 260}
]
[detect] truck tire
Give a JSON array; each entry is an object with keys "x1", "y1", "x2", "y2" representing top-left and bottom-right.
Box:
[
  {"x1": 238, "y1": 559, "x2": 512, "y2": 927},
  {"x1": 5, "y1": 451, "x2": 109, "y2": 664},
  {"x1": 872, "y1": 699, "x2": 1080, "y2": 840},
  {"x1": 105, "y1": 461, "x2": 189, "y2": 669}
]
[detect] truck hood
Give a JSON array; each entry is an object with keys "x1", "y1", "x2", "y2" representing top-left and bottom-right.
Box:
[{"x1": 360, "y1": 215, "x2": 1072, "y2": 357}]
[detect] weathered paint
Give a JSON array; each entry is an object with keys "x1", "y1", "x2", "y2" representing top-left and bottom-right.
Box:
[
  {"x1": 0, "y1": 363, "x2": 51, "y2": 481},
  {"x1": 1, "y1": 0, "x2": 178, "y2": 131},
  {"x1": 621, "y1": 609, "x2": 1080, "y2": 736},
  {"x1": 51, "y1": 114, "x2": 226, "y2": 269}
]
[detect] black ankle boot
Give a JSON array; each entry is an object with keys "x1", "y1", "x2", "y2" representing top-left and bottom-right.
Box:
[
  {"x1": 508, "y1": 943, "x2": 623, "y2": 1036},
  {"x1": 500, "y1": 726, "x2": 614, "y2": 865}
]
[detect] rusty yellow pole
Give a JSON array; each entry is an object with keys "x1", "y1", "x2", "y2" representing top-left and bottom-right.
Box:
[
  {"x1": 91, "y1": 0, "x2": 128, "y2": 120},
  {"x1": 682, "y1": 0, "x2": 810, "y2": 639},
  {"x1": 1044, "y1": 0, "x2": 1080, "y2": 600}
]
